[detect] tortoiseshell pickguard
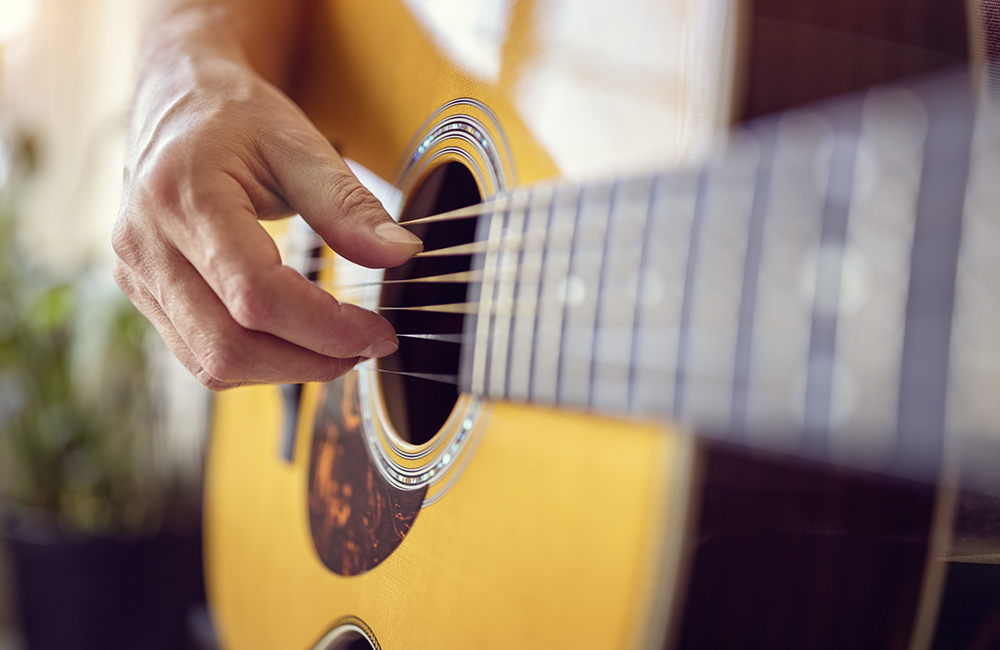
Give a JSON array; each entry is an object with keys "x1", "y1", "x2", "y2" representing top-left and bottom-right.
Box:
[{"x1": 307, "y1": 373, "x2": 426, "y2": 576}]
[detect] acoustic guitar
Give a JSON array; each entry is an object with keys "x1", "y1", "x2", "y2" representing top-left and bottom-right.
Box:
[{"x1": 205, "y1": 0, "x2": 998, "y2": 648}]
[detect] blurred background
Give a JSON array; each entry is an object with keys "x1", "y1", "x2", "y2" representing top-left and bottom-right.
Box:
[{"x1": 0, "y1": 0, "x2": 213, "y2": 647}]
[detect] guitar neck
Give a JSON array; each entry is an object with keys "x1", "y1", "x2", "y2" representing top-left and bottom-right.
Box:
[{"x1": 460, "y1": 69, "x2": 998, "y2": 481}]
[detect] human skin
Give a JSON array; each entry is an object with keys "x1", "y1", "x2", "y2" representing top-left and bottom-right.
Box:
[{"x1": 113, "y1": 0, "x2": 422, "y2": 390}]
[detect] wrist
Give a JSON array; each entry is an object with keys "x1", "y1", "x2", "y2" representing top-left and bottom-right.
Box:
[
  {"x1": 137, "y1": 0, "x2": 299, "y2": 91},
  {"x1": 128, "y1": 6, "x2": 260, "y2": 154},
  {"x1": 137, "y1": 4, "x2": 249, "y2": 84}
]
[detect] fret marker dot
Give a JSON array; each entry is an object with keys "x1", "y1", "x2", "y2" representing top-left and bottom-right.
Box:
[{"x1": 559, "y1": 276, "x2": 587, "y2": 307}]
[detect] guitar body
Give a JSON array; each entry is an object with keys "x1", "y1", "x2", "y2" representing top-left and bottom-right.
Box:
[
  {"x1": 210, "y1": 382, "x2": 693, "y2": 649},
  {"x1": 207, "y1": 0, "x2": 977, "y2": 647}
]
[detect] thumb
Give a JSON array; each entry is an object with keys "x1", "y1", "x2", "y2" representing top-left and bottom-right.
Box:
[{"x1": 264, "y1": 128, "x2": 422, "y2": 269}]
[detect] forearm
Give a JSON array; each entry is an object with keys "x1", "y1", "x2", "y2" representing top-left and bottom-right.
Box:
[
  {"x1": 137, "y1": 0, "x2": 304, "y2": 91},
  {"x1": 127, "y1": 0, "x2": 308, "y2": 177}
]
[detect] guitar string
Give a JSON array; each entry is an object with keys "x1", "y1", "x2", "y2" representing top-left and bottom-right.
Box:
[
  {"x1": 294, "y1": 258, "x2": 613, "y2": 314},
  {"x1": 295, "y1": 221, "x2": 600, "y2": 270},
  {"x1": 306, "y1": 232, "x2": 658, "y2": 315},
  {"x1": 281, "y1": 223, "x2": 576, "y2": 263},
  {"x1": 319, "y1": 269, "x2": 486, "y2": 289},
  {"x1": 364, "y1": 350, "x2": 716, "y2": 386},
  {"x1": 397, "y1": 190, "x2": 580, "y2": 227},
  {"x1": 294, "y1": 194, "x2": 741, "y2": 389},
  {"x1": 378, "y1": 303, "x2": 480, "y2": 314},
  {"x1": 396, "y1": 327, "x2": 678, "y2": 359},
  {"x1": 302, "y1": 235, "x2": 625, "y2": 296},
  {"x1": 395, "y1": 199, "x2": 504, "y2": 226},
  {"x1": 287, "y1": 193, "x2": 666, "y2": 384},
  {"x1": 397, "y1": 333, "x2": 470, "y2": 343},
  {"x1": 300, "y1": 235, "x2": 625, "y2": 287},
  {"x1": 316, "y1": 280, "x2": 657, "y2": 308},
  {"x1": 276, "y1": 199, "x2": 505, "y2": 258},
  {"x1": 277, "y1": 190, "x2": 606, "y2": 259},
  {"x1": 368, "y1": 367, "x2": 461, "y2": 385}
]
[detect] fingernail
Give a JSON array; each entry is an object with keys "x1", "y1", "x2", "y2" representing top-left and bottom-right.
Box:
[
  {"x1": 360, "y1": 339, "x2": 398, "y2": 358},
  {"x1": 374, "y1": 222, "x2": 423, "y2": 247}
]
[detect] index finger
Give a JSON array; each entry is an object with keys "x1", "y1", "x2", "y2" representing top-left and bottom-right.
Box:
[{"x1": 163, "y1": 169, "x2": 398, "y2": 359}]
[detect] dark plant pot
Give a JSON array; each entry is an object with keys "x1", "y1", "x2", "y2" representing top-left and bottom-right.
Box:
[{"x1": 2, "y1": 513, "x2": 207, "y2": 650}]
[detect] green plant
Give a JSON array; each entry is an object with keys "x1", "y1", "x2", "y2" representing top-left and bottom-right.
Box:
[{"x1": 0, "y1": 137, "x2": 163, "y2": 536}]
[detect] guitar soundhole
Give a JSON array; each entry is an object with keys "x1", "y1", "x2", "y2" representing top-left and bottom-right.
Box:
[
  {"x1": 341, "y1": 640, "x2": 374, "y2": 650},
  {"x1": 379, "y1": 162, "x2": 481, "y2": 445},
  {"x1": 330, "y1": 635, "x2": 373, "y2": 650}
]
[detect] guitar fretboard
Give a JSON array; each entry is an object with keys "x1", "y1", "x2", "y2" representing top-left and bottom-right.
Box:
[{"x1": 460, "y1": 70, "x2": 999, "y2": 481}]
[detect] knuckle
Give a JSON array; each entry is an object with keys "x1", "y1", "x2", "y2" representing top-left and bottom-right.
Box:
[
  {"x1": 224, "y1": 273, "x2": 275, "y2": 331},
  {"x1": 138, "y1": 156, "x2": 184, "y2": 211},
  {"x1": 315, "y1": 360, "x2": 353, "y2": 384},
  {"x1": 198, "y1": 342, "x2": 246, "y2": 385},
  {"x1": 329, "y1": 178, "x2": 383, "y2": 221},
  {"x1": 111, "y1": 216, "x2": 141, "y2": 267},
  {"x1": 195, "y1": 371, "x2": 230, "y2": 392}
]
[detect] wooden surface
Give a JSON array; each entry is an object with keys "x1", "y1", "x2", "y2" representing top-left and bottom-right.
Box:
[{"x1": 207, "y1": 384, "x2": 693, "y2": 649}]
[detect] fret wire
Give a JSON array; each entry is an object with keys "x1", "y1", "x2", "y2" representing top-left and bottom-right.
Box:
[
  {"x1": 626, "y1": 175, "x2": 658, "y2": 412},
  {"x1": 556, "y1": 185, "x2": 586, "y2": 404},
  {"x1": 471, "y1": 199, "x2": 509, "y2": 395},
  {"x1": 587, "y1": 180, "x2": 618, "y2": 409},
  {"x1": 529, "y1": 186, "x2": 579, "y2": 403},
  {"x1": 803, "y1": 114, "x2": 860, "y2": 442},
  {"x1": 530, "y1": 189, "x2": 556, "y2": 398},
  {"x1": 490, "y1": 189, "x2": 531, "y2": 399},
  {"x1": 529, "y1": 186, "x2": 563, "y2": 402},
  {"x1": 673, "y1": 167, "x2": 710, "y2": 417},
  {"x1": 509, "y1": 187, "x2": 553, "y2": 400},
  {"x1": 729, "y1": 131, "x2": 775, "y2": 436},
  {"x1": 632, "y1": 171, "x2": 701, "y2": 416},
  {"x1": 591, "y1": 178, "x2": 651, "y2": 412}
]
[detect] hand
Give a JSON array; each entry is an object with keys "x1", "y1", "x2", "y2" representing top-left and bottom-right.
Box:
[{"x1": 113, "y1": 51, "x2": 422, "y2": 390}]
